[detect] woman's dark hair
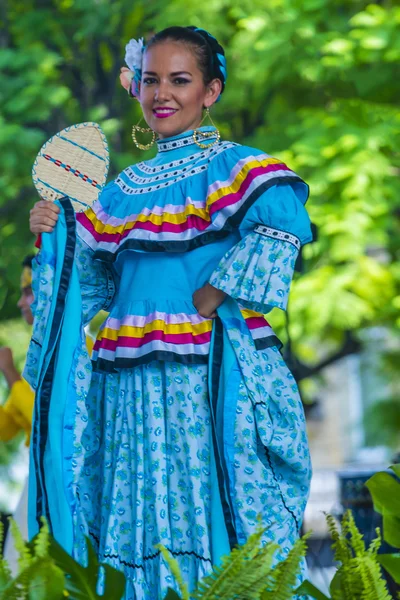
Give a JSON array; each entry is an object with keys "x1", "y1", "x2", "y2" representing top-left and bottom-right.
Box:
[
  {"x1": 22, "y1": 254, "x2": 35, "y2": 269},
  {"x1": 145, "y1": 26, "x2": 227, "y2": 95}
]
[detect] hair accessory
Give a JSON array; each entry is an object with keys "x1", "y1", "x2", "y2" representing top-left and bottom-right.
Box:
[
  {"x1": 132, "y1": 118, "x2": 156, "y2": 150},
  {"x1": 193, "y1": 108, "x2": 220, "y2": 149},
  {"x1": 125, "y1": 37, "x2": 145, "y2": 97},
  {"x1": 192, "y1": 27, "x2": 227, "y2": 101}
]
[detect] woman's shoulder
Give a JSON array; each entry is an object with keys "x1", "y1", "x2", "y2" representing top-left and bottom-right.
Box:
[
  {"x1": 209, "y1": 140, "x2": 300, "y2": 180},
  {"x1": 209, "y1": 140, "x2": 286, "y2": 171}
]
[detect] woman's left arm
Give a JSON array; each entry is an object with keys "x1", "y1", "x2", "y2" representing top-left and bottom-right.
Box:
[{"x1": 206, "y1": 182, "x2": 312, "y2": 314}]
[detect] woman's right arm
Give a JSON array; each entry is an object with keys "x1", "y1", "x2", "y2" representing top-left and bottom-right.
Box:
[{"x1": 29, "y1": 199, "x2": 116, "y2": 324}]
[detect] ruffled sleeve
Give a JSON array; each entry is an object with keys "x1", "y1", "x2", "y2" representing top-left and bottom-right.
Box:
[
  {"x1": 209, "y1": 182, "x2": 312, "y2": 312},
  {"x1": 75, "y1": 234, "x2": 117, "y2": 324}
]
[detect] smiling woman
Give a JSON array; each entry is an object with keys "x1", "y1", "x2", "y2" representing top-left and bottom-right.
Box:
[
  {"x1": 139, "y1": 40, "x2": 221, "y2": 138},
  {"x1": 28, "y1": 25, "x2": 313, "y2": 600}
]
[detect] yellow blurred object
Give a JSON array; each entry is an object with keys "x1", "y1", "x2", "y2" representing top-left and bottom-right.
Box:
[
  {"x1": 0, "y1": 336, "x2": 94, "y2": 446},
  {"x1": 20, "y1": 267, "x2": 32, "y2": 289},
  {"x1": 0, "y1": 379, "x2": 34, "y2": 445}
]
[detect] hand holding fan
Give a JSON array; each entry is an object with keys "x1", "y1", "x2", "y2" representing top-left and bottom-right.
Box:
[{"x1": 32, "y1": 122, "x2": 109, "y2": 212}]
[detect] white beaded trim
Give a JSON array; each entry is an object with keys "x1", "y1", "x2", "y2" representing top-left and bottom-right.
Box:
[
  {"x1": 254, "y1": 225, "x2": 301, "y2": 250},
  {"x1": 116, "y1": 143, "x2": 234, "y2": 195},
  {"x1": 157, "y1": 131, "x2": 220, "y2": 152},
  {"x1": 136, "y1": 142, "x2": 236, "y2": 175}
]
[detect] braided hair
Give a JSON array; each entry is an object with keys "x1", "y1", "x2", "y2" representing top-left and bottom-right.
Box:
[{"x1": 145, "y1": 26, "x2": 227, "y2": 97}]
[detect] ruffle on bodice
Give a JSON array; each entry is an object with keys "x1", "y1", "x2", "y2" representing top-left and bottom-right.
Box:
[
  {"x1": 75, "y1": 130, "x2": 309, "y2": 261},
  {"x1": 91, "y1": 298, "x2": 279, "y2": 372}
]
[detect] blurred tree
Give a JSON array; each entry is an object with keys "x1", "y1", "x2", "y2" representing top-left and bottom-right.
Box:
[{"x1": 0, "y1": 0, "x2": 399, "y2": 372}]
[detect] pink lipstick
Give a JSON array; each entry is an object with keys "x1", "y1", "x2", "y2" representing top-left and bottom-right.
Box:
[{"x1": 153, "y1": 107, "x2": 178, "y2": 119}]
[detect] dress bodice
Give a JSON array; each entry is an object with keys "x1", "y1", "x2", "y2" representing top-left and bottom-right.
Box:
[{"x1": 74, "y1": 127, "x2": 309, "y2": 371}]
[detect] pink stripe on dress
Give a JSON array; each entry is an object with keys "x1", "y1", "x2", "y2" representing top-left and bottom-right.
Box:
[
  {"x1": 77, "y1": 212, "x2": 211, "y2": 243},
  {"x1": 209, "y1": 164, "x2": 290, "y2": 217},
  {"x1": 94, "y1": 330, "x2": 212, "y2": 351},
  {"x1": 245, "y1": 316, "x2": 271, "y2": 330}
]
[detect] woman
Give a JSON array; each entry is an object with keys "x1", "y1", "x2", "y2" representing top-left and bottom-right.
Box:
[{"x1": 28, "y1": 26, "x2": 312, "y2": 600}]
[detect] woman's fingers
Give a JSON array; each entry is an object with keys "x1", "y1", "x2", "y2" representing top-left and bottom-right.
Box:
[
  {"x1": 31, "y1": 200, "x2": 60, "y2": 214},
  {"x1": 29, "y1": 201, "x2": 60, "y2": 234}
]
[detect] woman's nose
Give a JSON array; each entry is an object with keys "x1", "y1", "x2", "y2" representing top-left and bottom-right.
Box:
[{"x1": 154, "y1": 82, "x2": 172, "y2": 102}]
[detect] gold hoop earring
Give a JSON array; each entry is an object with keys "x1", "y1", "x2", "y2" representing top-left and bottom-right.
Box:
[
  {"x1": 193, "y1": 108, "x2": 221, "y2": 149},
  {"x1": 131, "y1": 118, "x2": 156, "y2": 150}
]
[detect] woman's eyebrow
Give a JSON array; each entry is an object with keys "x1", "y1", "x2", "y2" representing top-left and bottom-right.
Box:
[{"x1": 142, "y1": 71, "x2": 192, "y2": 76}]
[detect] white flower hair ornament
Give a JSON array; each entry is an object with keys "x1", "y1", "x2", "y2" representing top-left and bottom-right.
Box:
[{"x1": 124, "y1": 37, "x2": 145, "y2": 98}]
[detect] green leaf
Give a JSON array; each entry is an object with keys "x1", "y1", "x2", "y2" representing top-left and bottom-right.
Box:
[
  {"x1": 365, "y1": 472, "x2": 400, "y2": 516},
  {"x1": 47, "y1": 536, "x2": 125, "y2": 599},
  {"x1": 28, "y1": 561, "x2": 65, "y2": 599},
  {"x1": 389, "y1": 464, "x2": 400, "y2": 479},
  {"x1": 378, "y1": 554, "x2": 400, "y2": 584},
  {"x1": 295, "y1": 579, "x2": 331, "y2": 600},
  {"x1": 382, "y1": 513, "x2": 400, "y2": 548},
  {"x1": 162, "y1": 588, "x2": 183, "y2": 600}
]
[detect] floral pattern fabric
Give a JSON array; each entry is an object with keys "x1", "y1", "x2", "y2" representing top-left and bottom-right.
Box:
[
  {"x1": 210, "y1": 231, "x2": 299, "y2": 313},
  {"x1": 70, "y1": 352, "x2": 310, "y2": 599},
  {"x1": 72, "y1": 362, "x2": 215, "y2": 600}
]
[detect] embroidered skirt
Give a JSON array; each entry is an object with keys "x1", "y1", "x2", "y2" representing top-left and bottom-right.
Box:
[
  {"x1": 74, "y1": 361, "x2": 217, "y2": 599},
  {"x1": 72, "y1": 350, "x2": 310, "y2": 600}
]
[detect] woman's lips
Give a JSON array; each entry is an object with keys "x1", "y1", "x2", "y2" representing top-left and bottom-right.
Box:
[{"x1": 153, "y1": 108, "x2": 178, "y2": 119}]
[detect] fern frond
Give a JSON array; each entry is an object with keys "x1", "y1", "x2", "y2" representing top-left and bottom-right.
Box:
[
  {"x1": 356, "y1": 555, "x2": 391, "y2": 600},
  {"x1": 213, "y1": 539, "x2": 279, "y2": 600},
  {"x1": 0, "y1": 521, "x2": 12, "y2": 591},
  {"x1": 326, "y1": 513, "x2": 352, "y2": 564},
  {"x1": 192, "y1": 528, "x2": 266, "y2": 599},
  {"x1": 262, "y1": 534, "x2": 310, "y2": 600},
  {"x1": 0, "y1": 579, "x2": 26, "y2": 600},
  {"x1": 33, "y1": 517, "x2": 50, "y2": 559},
  {"x1": 330, "y1": 562, "x2": 363, "y2": 600},
  {"x1": 343, "y1": 510, "x2": 365, "y2": 557},
  {"x1": 367, "y1": 529, "x2": 382, "y2": 557},
  {"x1": 156, "y1": 545, "x2": 190, "y2": 600},
  {"x1": 8, "y1": 518, "x2": 32, "y2": 574},
  {"x1": 0, "y1": 557, "x2": 56, "y2": 600},
  {"x1": 326, "y1": 510, "x2": 390, "y2": 600}
]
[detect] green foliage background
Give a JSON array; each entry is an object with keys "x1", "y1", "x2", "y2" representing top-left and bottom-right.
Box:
[{"x1": 0, "y1": 1, "x2": 399, "y2": 396}]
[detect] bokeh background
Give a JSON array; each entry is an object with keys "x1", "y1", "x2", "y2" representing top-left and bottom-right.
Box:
[{"x1": 1, "y1": 0, "x2": 400, "y2": 582}]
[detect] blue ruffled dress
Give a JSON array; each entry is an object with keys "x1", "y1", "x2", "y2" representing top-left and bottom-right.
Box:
[{"x1": 25, "y1": 127, "x2": 312, "y2": 599}]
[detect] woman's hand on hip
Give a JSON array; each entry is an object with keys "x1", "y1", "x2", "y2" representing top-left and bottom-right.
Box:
[
  {"x1": 29, "y1": 201, "x2": 60, "y2": 235},
  {"x1": 192, "y1": 283, "x2": 227, "y2": 319}
]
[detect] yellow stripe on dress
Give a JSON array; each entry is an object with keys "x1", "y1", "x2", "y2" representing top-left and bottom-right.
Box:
[
  {"x1": 97, "y1": 319, "x2": 213, "y2": 342},
  {"x1": 84, "y1": 157, "x2": 283, "y2": 235}
]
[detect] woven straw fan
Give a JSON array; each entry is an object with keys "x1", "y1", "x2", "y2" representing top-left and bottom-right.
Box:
[{"x1": 32, "y1": 122, "x2": 109, "y2": 212}]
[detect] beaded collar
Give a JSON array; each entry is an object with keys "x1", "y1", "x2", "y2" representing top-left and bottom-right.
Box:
[{"x1": 156, "y1": 126, "x2": 218, "y2": 153}]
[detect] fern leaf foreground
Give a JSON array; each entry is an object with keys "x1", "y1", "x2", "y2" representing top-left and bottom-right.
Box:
[
  {"x1": 192, "y1": 528, "x2": 278, "y2": 600},
  {"x1": 328, "y1": 511, "x2": 392, "y2": 600},
  {"x1": 262, "y1": 534, "x2": 310, "y2": 600},
  {"x1": 9, "y1": 518, "x2": 33, "y2": 574},
  {"x1": 156, "y1": 545, "x2": 190, "y2": 600},
  {"x1": 0, "y1": 521, "x2": 12, "y2": 593}
]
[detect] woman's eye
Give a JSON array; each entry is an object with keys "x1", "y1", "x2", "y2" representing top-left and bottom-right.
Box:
[
  {"x1": 143, "y1": 77, "x2": 157, "y2": 85},
  {"x1": 174, "y1": 78, "x2": 190, "y2": 85}
]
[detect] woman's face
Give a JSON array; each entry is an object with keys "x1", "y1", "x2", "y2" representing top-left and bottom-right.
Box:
[{"x1": 139, "y1": 41, "x2": 221, "y2": 139}]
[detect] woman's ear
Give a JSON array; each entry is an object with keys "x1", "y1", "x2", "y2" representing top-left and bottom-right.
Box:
[{"x1": 204, "y1": 78, "x2": 222, "y2": 108}]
